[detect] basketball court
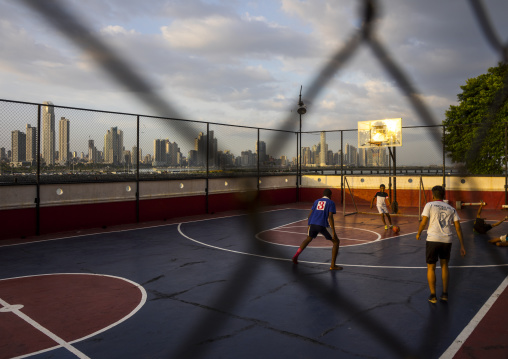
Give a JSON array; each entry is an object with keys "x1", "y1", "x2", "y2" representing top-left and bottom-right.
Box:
[{"x1": 1, "y1": 203, "x2": 507, "y2": 359}]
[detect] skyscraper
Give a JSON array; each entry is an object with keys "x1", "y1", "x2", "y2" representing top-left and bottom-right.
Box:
[
  {"x1": 256, "y1": 141, "x2": 267, "y2": 165},
  {"x1": 42, "y1": 101, "x2": 56, "y2": 165},
  {"x1": 104, "y1": 127, "x2": 123, "y2": 164},
  {"x1": 88, "y1": 139, "x2": 98, "y2": 163},
  {"x1": 59, "y1": 117, "x2": 70, "y2": 165},
  {"x1": 320, "y1": 132, "x2": 327, "y2": 166},
  {"x1": 195, "y1": 131, "x2": 217, "y2": 167},
  {"x1": 11, "y1": 130, "x2": 26, "y2": 163},
  {"x1": 26, "y1": 124, "x2": 37, "y2": 164}
]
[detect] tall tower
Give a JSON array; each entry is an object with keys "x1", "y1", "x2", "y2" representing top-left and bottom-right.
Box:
[
  {"x1": 256, "y1": 141, "x2": 267, "y2": 164},
  {"x1": 59, "y1": 117, "x2": 70, "y2": 164},
  {"x1": 42, "y1": 101, "x2": 56, "y2": 165},
  {"x1": 26, "y1": 124, "x2": 37, "y2": 164},
  {"x1": 320, "y1": 132, "x2": 327, "y2": 166},
  {"x1": 11, "y1": 130, "x2": 26, "y2": 163},
  {"x1": 153, "y1": 139, "x2": 165, "y2": 166},
  {"x1": 104, "y1": 127, "x2": 123, "y2": 164}
]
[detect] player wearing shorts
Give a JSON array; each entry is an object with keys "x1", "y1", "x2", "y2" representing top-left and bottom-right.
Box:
[
  {"x1": 416, "y1": 186, "x2": 466, "y2": 303},
  {"x1": 292, "y1": 188, "x2": 342, "y2": 270},
  {"x1": 488, "y1": 234, "x2": 508, "y2": 246},
  {"x1": 370, "y1": 184, "x2": 393, "y2": 230}
]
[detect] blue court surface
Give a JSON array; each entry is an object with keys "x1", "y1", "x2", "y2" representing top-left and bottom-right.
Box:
[{"x1": 1, "y1": 207, "x2": 507, "y2": 359}]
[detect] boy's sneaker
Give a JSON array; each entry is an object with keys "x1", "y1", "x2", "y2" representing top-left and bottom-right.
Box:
[
  {"x1": 440, "y1": 293, "x2": 448, "y2": 302},
  {"x1": 428, "y1": 294, "x2": 437, "y2": 304}
]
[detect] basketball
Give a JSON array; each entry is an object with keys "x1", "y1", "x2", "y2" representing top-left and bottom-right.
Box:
[{"x1": 392, "y1": 225, "x2": 400, "y2": 233}]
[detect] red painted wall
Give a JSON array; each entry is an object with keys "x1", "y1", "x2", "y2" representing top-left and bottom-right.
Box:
[
  {"x1": 0, "y1": 208, "x2": 37, "y2": 239},
  {"x1": 139, "y1": 196, "x2": 206, "y2": 222},
  {"x1": 1, "y1": 186, "x2": 505, "y2": 241},
  {"x1": 39, "y1": 201, "x2": 137, "y2": 235}
]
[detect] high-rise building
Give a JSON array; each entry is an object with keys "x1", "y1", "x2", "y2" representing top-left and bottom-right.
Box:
[
  {"x1": 195, "y1": 131, "x2": 218, "y2": 167},
  {"x1": 88, "y1": 139, "x2": 98, "y2": 163},
  {"x1": 131, "y1": 146, "x2": 142, "y2": 166},
  {"x1": 26, "y1": 124, "x2": 37, "y2": 164},
  {"x1": 241, "y1": 150, "x2": 254, "y2": 167},
  {"x1": 256, "y1": 141, "x2": 267, "y2": 164},
  {"x1": 42, "y1": 101, "x2": 56, "y2": 165},
  {"x1": 153, "y1": 139, "x2": 166, "y2": 166},
  {"x1": 59, "y1": 117, "x2": 70, "y2": 165},
  {"x1": 0, "y1": 147, "x2": 6, "y2": 161},
  {"x1": 320, "y1": 132, "x2": 327, "y2": 166},
  {"x1": 104, "y1": 127, "x2": 123, "y2": 164},
  {"x1": 166, "y1": 140, "x2": 180, "y2": 166},
  {"x1": 11, "y1": 130, "x2": 26, "y2": 163}
]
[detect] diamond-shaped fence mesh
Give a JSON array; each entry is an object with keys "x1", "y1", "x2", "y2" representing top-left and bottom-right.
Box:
[
  {"x1": 139, "y1": 115, "x2": 207, "y2": 181},
  {"x1": 2, "y1": 0, "x2": 508, "y2": 357},
  {"x1": 0, "y1": 101, "x2": 39, "y2": 185}
]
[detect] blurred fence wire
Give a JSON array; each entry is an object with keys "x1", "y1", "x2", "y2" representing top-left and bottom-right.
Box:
[{"x1": 7, "y1": 0, "x2": 508, "y2": 358}]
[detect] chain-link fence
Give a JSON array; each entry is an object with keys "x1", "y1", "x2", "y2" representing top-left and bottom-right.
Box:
[
  {"x1": 3, "y1": 0, "x2": 508, "y2": 357},
  {"x1": 1, "y1": 98, "x2": 507, "y2": 187}
]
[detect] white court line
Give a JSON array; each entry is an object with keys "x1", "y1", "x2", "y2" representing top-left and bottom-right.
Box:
[
  {"x1": 257, "y1": 224, "x2": 382, "y2": 248},
  {"x1": 440, "y1": 275, "x2": 508, "y2": 359},
  {"x1": 0, "y1": 208, "x2": 305, "y2": 248},
  {"x1": 1, "y1": 273, "x2": 147, "y2": 359},
  {"x1": 179, "y1": 224, "x2": 508, "y2": 269},
  {"x1": 0, "y1": 297, "x2": 90, "y2": 359}
]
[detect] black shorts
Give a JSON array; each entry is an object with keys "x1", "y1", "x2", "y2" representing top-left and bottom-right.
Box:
[
  {"x1": 426, "y1": 241, "x2": 452, "y2": 264},
  {"x1": 473, "y1": 223, "x2": 492, "y2": 234},
  {"x1": 308, "y1": 224, "x2": 333, "y2": 240}
]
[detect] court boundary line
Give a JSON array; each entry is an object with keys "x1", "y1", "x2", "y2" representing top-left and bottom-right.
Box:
[
  {"x1": 439, "y1": 275, "x2": 508, "y2": 359},
  {"x1": 256, "y1": 221, "x2": 383, "y2": 248},
  {"x1": 178, "y1": 222, "x2": 508, "y2": 269},
  {"x1": 0, "y1": 297, "x2": 91, "y2": 359},
  {"x1": 0, "y1": 273, "x2": 147, "y2": 359},
  {"x1": 0, "y1": 208, "x2": 306, "y2": 248}
]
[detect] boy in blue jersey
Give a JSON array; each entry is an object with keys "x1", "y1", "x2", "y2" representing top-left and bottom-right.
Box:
[{"x1": 292, "y1": 189, "x2": 342, "y2": 270}]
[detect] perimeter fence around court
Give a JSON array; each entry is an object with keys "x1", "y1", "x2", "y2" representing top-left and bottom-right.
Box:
[
  {"x1": 1, "y1": 98, "x2": 507, "y2": 188},
  {"x1": 3, "y1": 1, "x2": 508, "y2": 358}
]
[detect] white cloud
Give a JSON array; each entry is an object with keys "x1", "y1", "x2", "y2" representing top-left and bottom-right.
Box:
[{"x1": 100, "y1": 25, "x2": 138, "y2": 35}]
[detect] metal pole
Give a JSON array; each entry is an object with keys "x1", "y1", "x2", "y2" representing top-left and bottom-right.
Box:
[
  {"x1": 257, "y1": 129, "x2": 260, "y2": 194},
  {"x1": 206, "y1": 123, "x2": 209, "y2": 214},
  {"x1": 393, "y1": 147, "x2": 397, "y2": 203},
  {"x1": 505, "y1": 124, "x2": 507, "y2": 205},
  {"x1": 388, "y1": 147, "x2": 392, "y2": 200},
  {"x1": 340, "y1": 130, "x2": 344, "y2": 204},
  {"x1": 36, "y1": 104, "x2": 41, "y2": 236},
  {"x1": 136, "y1": 115, "x2": 140, "y2": 223},
  {"x1": 299, "y1": 113, "x2": 302, "y2": 191},
  {"x1": 442, "y1": 125, "x2": 446, "y2": 189},
  {"x1": 296, "y1": 131, "x2": 299, "y2": 202}
]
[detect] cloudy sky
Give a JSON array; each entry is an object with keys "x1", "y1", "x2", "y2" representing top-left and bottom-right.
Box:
[{"x1": 1, "y1": 0, "x2": 507, "y2": 161}]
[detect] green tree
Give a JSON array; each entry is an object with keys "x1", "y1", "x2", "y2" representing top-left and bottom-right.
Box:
[{"x1": 443, "y1": 62, "x2": 508, "y2": 174}]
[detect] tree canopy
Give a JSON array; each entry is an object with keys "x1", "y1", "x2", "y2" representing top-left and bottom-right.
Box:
[{"x1": 443, "y1": 62, "x2": 508, "y2": 174}]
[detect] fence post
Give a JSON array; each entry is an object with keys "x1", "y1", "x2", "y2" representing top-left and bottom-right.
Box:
[
  {"x1": 340, "y1": 130, "x2": 343, "y2": 204},
  {"x1": 136, "y1": 115, "x2": 140, "y2": 223},
  {"x1": 206, "y1": 123, "x2": 209, "y2": 214},
  {"x1": 257, "y1": 128, "x2": 260, "y2": 194},
  {"x1": 442, "y1": 125, "x2": 446, "y2": 189},
  {"x1": 505, "y1": 124, "x2": 507, "y2": 205},
  {"x1": 296, "y1": 132, "x2": 300, "y2": 202},
  {"x1": 36, "y1": 104, "x2": 41, "y2": 236}
]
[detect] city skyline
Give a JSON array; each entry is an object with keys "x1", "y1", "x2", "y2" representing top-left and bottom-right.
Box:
[{"x1": 1, "y1": 100, "x2": 450, "y2": 169}]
